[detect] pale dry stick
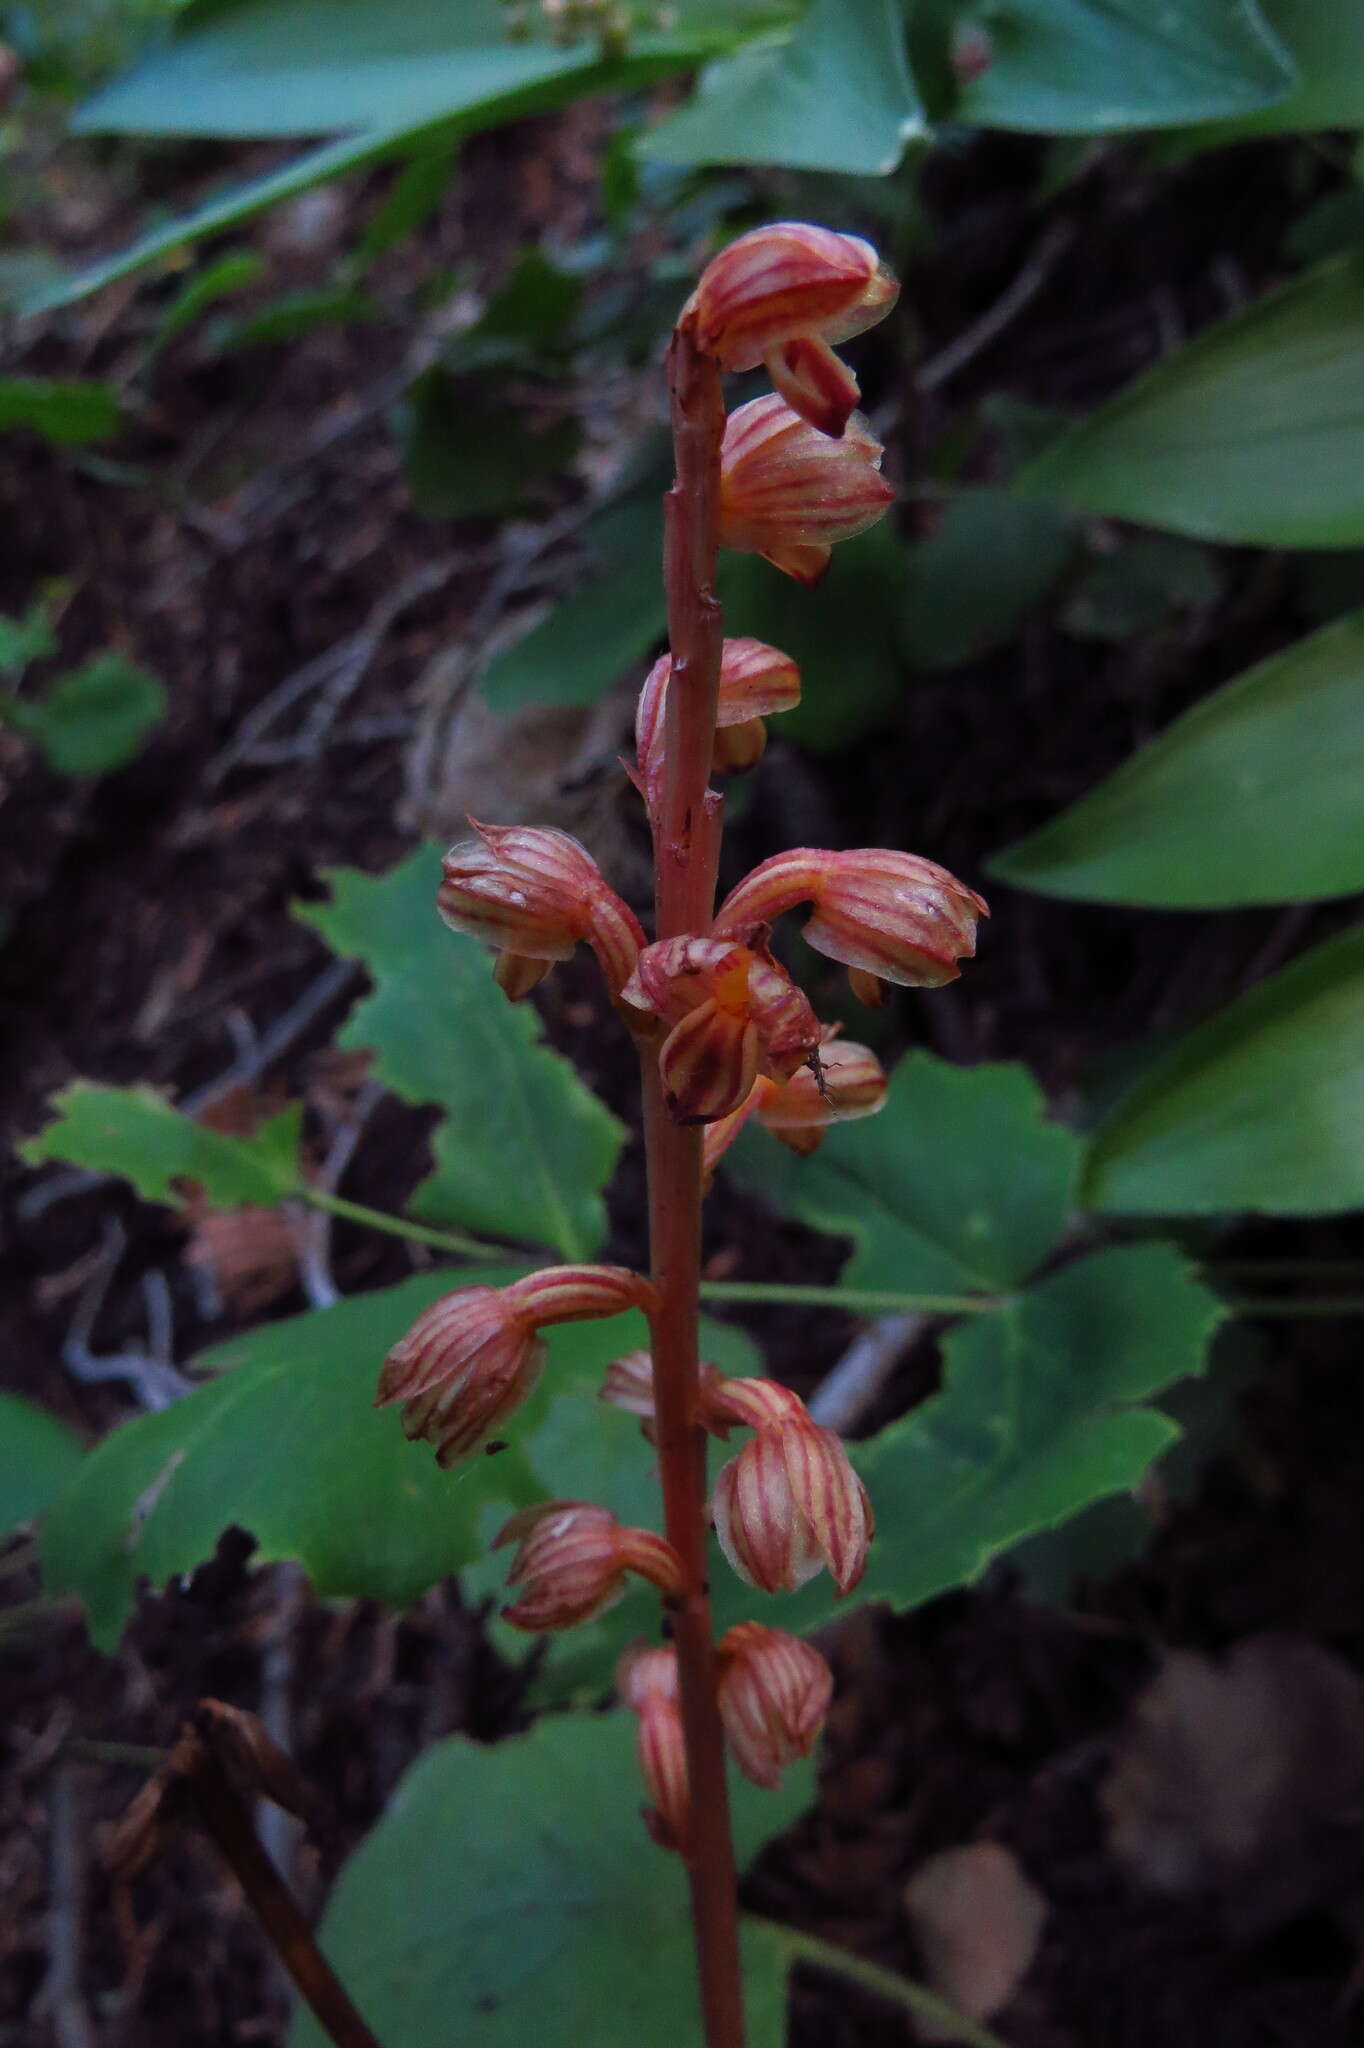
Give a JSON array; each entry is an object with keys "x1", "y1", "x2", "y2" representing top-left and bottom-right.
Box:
[
  {"x1": 42, "y1": 1761, "x2": 96, "y2": 2048},
  {"x1": 806, "y1": 1312, "x2": 930, "y2": 1436}
]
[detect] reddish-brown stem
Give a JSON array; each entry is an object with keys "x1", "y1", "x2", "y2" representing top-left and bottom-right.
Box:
[{"x1": 639, "y1": 323, "x2": 746, "y2": 2048}]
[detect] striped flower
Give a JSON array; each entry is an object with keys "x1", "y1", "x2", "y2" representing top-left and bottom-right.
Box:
[
  {"x1": 716, "y1": 1623, "x2": 833, "y2": 1790},
  {"x1": 496, "y1": 1502, "x2": 684, "y2": 1633},
  {"x1": 620, "y1": 934, "x2": 821, "y2": 1124},
  {"x1": 619, "y1": 1644, "x2": 690, "y2": 1854},
  {"x1": 634, "y1": 637, "x2": 801, "y2": 807},
  {"x1": 713, "y1": 846, "x2": 987, "y2": 1004},
  {"x1": 711, "y1": 1416, "x2": 873, "y2": 1597},
  {"x1": 718, "y1": 395, "x2": 894, "y2": 587}
]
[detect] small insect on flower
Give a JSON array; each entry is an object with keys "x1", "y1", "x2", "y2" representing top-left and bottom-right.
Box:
[
  {"x1": 716, "y1": 1623, "x2": 833, "y2": 1790},
  {"x1": 687, "y1": 222, "x2": 898, "y2": 438},
  {"x1": 718, "y1": 395, "x2": 895, "y2": 586},
  {"x1": 620, "y1": 933, "x2": 822, "y2": 1123},
  {"x1": 702, "y1": 1036, "x2": 888, "y2": 1181},
  {"x1": 496, "y1": 1501, "x2": 684, "y2": 1632},
  {"x1": 714, "y1": 846, "x2": 987, "y2": 1004}
]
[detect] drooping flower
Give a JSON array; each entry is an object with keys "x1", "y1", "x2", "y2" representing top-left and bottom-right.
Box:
[
  {"x1": 715, "y1": 1623, "x2": 833, "y2": 1790},
  {"x1": 620, "y1": 934, "x2": 821, "y2": 1123},
  {"x1": 712, "y1": 1417, "x2": 873, "y2": 1597},
  {"x1": 600, "y1": 1354, "x2": 809, "y2": 1441},
  {"x1": 701, "y1": 1035, "x2": 888, "y2": 1181},
  {"x1": 714, "y1": 846, "x2": 987, "y2": 1003},
  {"x1": 634, "y1": 637, "x2": 801, "y2": 808},
  {"x1": 495, "y1": 1502, "x2": 684, "y2": 1632},
  {"x1": 377, "y1": 1265, "x2": 656, "y2": 1465},
  {"x1": 687, "y1": 222, "x2": 898, "y2": 437},
  {"x1": 438, "y1": 822, "x2": 644, "y2": 1001},
  {"x1": 619, "y1": 1644, "x2": 689, "y2": 1854},
  {"x1": 718, "y1": 395, "x2": 894, "y2": 586}
]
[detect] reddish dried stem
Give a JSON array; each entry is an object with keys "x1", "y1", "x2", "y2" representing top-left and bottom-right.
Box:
[{"x1": 639, "y1": 323, "x2": 746, "y2": 2048}]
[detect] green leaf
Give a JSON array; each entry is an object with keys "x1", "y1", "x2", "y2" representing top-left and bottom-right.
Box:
[
  {"x1": 40, "y1": 1264, "x2": 742, "y2": 1658},
  {"x1": 0, "y1": 592, "x2": 61, "y2": 673},
  {"x1": 480, "y1": 491, "x2": 666, "y2": 714},
  {"x1": 76, "y1": 0, "x2": 779, "y2": 137},
  {"x1": 991, "y1": 609, "x2": 1364, "y2": 907},
  {"x1": 1179, "y1": 0, "x2": 1364, "y2": 142},
  {"x1": 291, "y1": 1712, "x2": 799, "y2": 2048},
  {"x1": 897, "y1": 491, "x2": 1074, "y2": 670},
  {"x1": 216, "y1": 286, "x2": 379, "y2": 351},
  {"x1": 151, "y1": 247, "x2": 264, "y2": 351},
  {"x1": 399, "y1": 365, "x2": 579, "y2": 520},
  {"x1": 18, "y1": 654, "x2": 167, "y2": 776},
  {"x1": 353, "y1": 144, "x2": 459, "y2": 270},
  {"x1": 1084, "y1": 920, "x2": 1364, "y2": 1214},
  {"x1": 20, "y1": 1084, "x2": 303, "y2": 1209},
  {"x1": 718, "y1": 523, "x2": 906, "y2": 751},
  {"x1": 643, "y1": 0, "x2": 924, "y2": 176},
  {"x1": 42, "y1": 1267, "x2": 521, "y2": 1652},
  {"x1": 298, "y1": 850, "x2": 625, "y2": 1258},
  {"x1": 0, "y1": 376, "x2": 121, "y2": 446},
  {"x1": 952, "y1": 0, "x2": 1294, "y2": 134},
  {"x1": 728, "y1": 1053, "x2": 1079, "y2": 1296},
  {"x1": 717, "y1": 1244, "x2": 1225, "y2": 1640},
  {"x1": 1017, "y1": 256, "x2": 1364, "y2": 547},
  {"x1": 0, "y1": 1394, "x2": 84, "y2": 1540}
]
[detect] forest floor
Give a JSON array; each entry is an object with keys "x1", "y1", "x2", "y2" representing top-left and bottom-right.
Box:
[{"x1": 4, "y1": 96, "x2": 1364, "y2": 2048}]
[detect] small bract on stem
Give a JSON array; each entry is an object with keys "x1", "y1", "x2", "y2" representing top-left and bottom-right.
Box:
[{"x1": 382, "y1": 219, "x2": 986, "y2": 2048}]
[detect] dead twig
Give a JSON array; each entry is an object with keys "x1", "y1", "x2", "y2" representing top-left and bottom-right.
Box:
[{"x1": 916, "y1": 221, "x2": 1075, "y2": 392}]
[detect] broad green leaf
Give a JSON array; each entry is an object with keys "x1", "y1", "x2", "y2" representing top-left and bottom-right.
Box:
[
  {"x1": 76, "y1": 0, "x2": 782, "y2": 137},
  {"x1": 1084, "y1": 920, "x2": 1364, "y2": 1214},
  {"x1": 715, "y1": 1244, "x2": 1225, "y2": 1639},
  {"x1": 42, "y1": 1268, "x2": 521, "y2": 1652},
  {"x1": 480, "y1": 491, "x2": 666, "y2": 714},
  {"x1": 1180, "y1": 0, "x2": 1364, "y2": 141},
  {"x1": 897, "y1": 491, "x2": 1074, "y2": 670},
  {"x1": 642, "y1": 0, "x2": 925, "y2": 176},
  {"x1": 18, "y1": 654, "x2": 167, "y2": 776},
  {"x1": 952, "y1": 0, "x2": 1294, "y2": 133},
  {"x1": 39, "y1": 1265, "x2": 740, "y2": 1659},
  {"x1": 20, "y1": 1084, "x2": 302, "y2": 1209},
  {"x1": 1017, "y1": 257, "x2": 1364, "y2": 547},
  {"x1": 718, "y1": 523, "x2": 906, "y2": 751},
  {"x1": 728, "y1": 1052, "x2": 1079, "y2": 1296},
  {"x1": 399, "y1": 367, "x2": 580, "y2": 520},
  {"x1": 298, "y1": 851, "x2": 625, "y2": 1257},
  {"x1": 292, "y1": 1713, "x2": 800, "y2": 2048},
  {"x1": 0, "y1": 1394, "x2": 84, "y2": 1540},
  {"x1": 0, "y1": 376, "x2": 121, "y2": 446},
  {"x1": 991, "y1": 610, "x2": 1364, "y2": 907}
]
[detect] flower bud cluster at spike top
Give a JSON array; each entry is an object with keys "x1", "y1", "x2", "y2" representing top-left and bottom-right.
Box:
[{"x1": 377, "y1": 221, "x2": 986, "y2": 2041}]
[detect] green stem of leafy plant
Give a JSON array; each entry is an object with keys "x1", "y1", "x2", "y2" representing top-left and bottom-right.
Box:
[
  {"x1": 747, "y1": 1918, "x2": 1010, "y2": 2048},
  {"x1": 697, "y1": 1280, "x2": 1006, "y2": 1315},
  {"x1": 295, "y1": 1185, "x2": 514, "y2": 1262}
]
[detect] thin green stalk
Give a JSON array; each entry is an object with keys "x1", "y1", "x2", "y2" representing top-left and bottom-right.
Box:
[
  {"x1": 295, "y1": 1185, "x2": 513, "y2": 1262},
  {"x1": 699, "y1": 1280, "x2": 1007, "y2": 1315},
  {"x1": 749, "y1": 1918, "x2": 1011, "y2": 2048}
]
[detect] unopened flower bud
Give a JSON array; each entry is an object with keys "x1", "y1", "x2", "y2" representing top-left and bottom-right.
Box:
[
  {"x1": 719, "y1": 395, "x2": 894, "y2": 586},
  {"x1": 714, "y1": 846, "x2": 987, "y2": 996},
  {"x1": 712, "y1": 1419, "x2": 873, "y2": 1597},
  {"x1": 621, "y1": 934, "x2": 822, "y2": 1124},
  {"x1": 377, "y1": 1265, "x2": 655, "y2": 1465},
  {"x1": 619, "y1": 1644, "x2": 689, "y2": 1853},
  {"x1": 496, "y1": 1501, "x2": 684, "y2": 1632},
  {"x1": 716, "y1": 1623, "x2": 833, "y2": 1789},
  {"x1": 439, "y1": 822, "x2": 644, "y2": 1000},
  {"x1": 687, "y1": 222, "x2": 898, "y2": 438},
  {"x1": 635, "y1": 637, "x2": 800, "y2": 809}
]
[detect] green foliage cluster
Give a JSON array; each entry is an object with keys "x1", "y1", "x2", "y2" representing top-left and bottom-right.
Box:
[{"x1": 0, "y1": 584, "x2": 166, "y2": 776}]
